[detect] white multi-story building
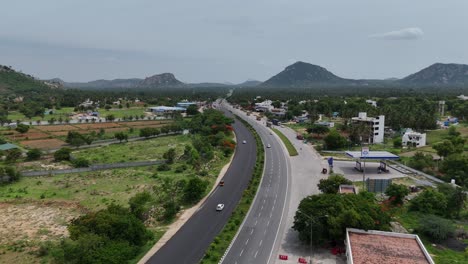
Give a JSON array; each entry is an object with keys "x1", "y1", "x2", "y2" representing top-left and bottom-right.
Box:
[
  {"x1": 365, "y1": 99, "x2": 377, "y2": 107},
  {"x1": 351, "y1": 112, "x2": 385, "y2": 144},
  {"x1": 402, "y1": 129, "x2": 426, "y2": 147}
]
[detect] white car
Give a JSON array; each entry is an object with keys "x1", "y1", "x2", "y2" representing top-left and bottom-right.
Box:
[
  {"x1": 242, "y1": 140, "x2": 247, "y2": 144},
  {"x1": 216, "y1": 204, "x2": 225, "y2": 211},
  {"x1": 267, "y1": 144, "x2": 271, "y2": 148}
]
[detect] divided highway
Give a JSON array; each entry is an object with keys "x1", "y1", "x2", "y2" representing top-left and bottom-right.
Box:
[
  {"x1": 146, "y1": 109, "x2": 256, "y2": 264},
  {"x1": 221, "y1": 102, "x2": 291, "y2": 264}
]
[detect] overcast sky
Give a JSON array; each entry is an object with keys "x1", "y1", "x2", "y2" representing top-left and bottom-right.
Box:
[{"x1": 1, "y1": 0, "x2": 467, "y2": 83}]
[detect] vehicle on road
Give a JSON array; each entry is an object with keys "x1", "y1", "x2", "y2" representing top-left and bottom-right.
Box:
[
  {"x1": 242, "y1": 140, "x2": 247, "y2": 144},
  {"x1": 267, "y1": 144, "x2": 271, "y2": 148},
  {"x1": 270, "y1": 131, "x2": 273, "y2": 135},
  {"x1": 216, "y1": 204, "x2": 225, "y2": 211},
  {"x1": 219, "y1": 180, "x2": 225, "y2": 186}
]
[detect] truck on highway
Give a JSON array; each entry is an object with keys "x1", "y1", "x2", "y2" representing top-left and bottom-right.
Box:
[
  {"x1": 296, "y1": 133, "x2": 304, "y2": 140},
  {"x1": 246, "y1": 112, "x2": 251, "y2": 116},
  {"x1": 271, "y1": 119, "x2": 279, "y2": 125},
  {"x1": 266, "y1": 121, "x2": 272, "y2": 127},
  {"x1": 256, "y1": 116, "x2": 261, "y2": 121}
]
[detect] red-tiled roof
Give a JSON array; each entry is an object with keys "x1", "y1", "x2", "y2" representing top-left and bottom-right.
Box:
[{"x1": 346, "y1": 229, "x2": 433, "y2": 264}]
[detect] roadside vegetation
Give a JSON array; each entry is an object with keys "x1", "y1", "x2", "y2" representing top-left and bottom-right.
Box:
[
  {"x1": 272, "y1": 128, "x2": 298, "y2": 156},
  {"x1": 201, "y1": 114, "x2": 264, "y2": 263},
  {"x1": 0, "y1": 109, "x2": 236, "y2": 263}
]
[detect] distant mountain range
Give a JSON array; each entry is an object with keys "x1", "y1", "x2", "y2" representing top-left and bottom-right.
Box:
[
  {"x1": 58, "y1": 62, "x2": 468, "y2": 89},
  {"x1": 259, "y1": 61, "x2": 468, "y2": 88},
  {"x1": 60, "y1": 73, "x2": 262, "y2": 89}
]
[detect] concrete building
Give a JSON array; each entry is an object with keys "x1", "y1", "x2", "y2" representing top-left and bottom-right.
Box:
[
  {"x1": 345, "y1": 228, "x2": 434, "y2": 264},
  {"x1": 457, "y1": 94, "x2": 468, "y2": 100},
  {"x1": 351, "y1": 112, "x2": 385, "y2": 144},
  {"x1": 366, "y1": 99, "x2": 377, "y2": 107},
  {"x1": 176, "y1": 101, "x2": 197, "y2": 109},
  {"x1": 254, "y1": 100, "x2": 273, "y2": 112},
  {"x1": 148, "y1": 106, "x2": 186, "y2": 116},
  {"x1": 402, "y1": 129, "x2": 426, "y2": 147},
  {"x1": 339, "y1": 185, "x2": 357, "y2": 194}
]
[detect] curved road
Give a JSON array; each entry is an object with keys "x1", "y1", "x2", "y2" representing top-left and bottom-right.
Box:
[
  {"x1": 146, "y1": 108, "x2": 256, "y2": 264},
  {"x1": 221, "y1": 102, "x2": 291, "y2": 264}
]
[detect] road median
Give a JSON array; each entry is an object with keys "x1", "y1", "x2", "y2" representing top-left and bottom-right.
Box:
[{"x1": 272, "y1": 128, "x2": 299, "y2": 156}]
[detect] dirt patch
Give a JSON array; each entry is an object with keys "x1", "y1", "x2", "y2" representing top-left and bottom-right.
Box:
[
  {"x1": 0, "y1": 200, "x2": 83, "y2": 244},
  {"x1": 73, "y1": 122, "x2": 122, "y2": 129},
  {"x1": 35, "y1": 125, "x2": 80, "y2": 132},
  {"x1": 20, "y1": 139, "x2": 65, "y2": 150}
]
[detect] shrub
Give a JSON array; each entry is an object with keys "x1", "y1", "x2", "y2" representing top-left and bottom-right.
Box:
[
  {"x1": 157, "y1": 163, "x2": 171, "y2": 171},
  {"x1": 26, "y1": 148, "x2": 42, "y2": 161},
  {"x1": 384, "y1": 184, "x2": 410, "y2": 205},
  {"x1": 317, "y1": 174, "x2": 352, "y2": 194},
  {"x1": 72, "y1": 158, "x2": 90, "y2": 168},
  {"x1": 418, "y1": 214, "x2": 455, "y2": 242},
  {"x1": 410, "y1": 189, "x2": 447, "y2": 215},
  {"x1": 15, "y1": 124, "x2": 29, "y2": 133},
  {"x1": 54, "y1": 147, "x2": 72, "y2": 161}
]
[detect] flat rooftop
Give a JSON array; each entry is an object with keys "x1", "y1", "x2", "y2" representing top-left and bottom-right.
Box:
[
  {"x1": 346, "y1": 228, "x2": 434, "y2": 264},
  {"x1": 345, "y1": 151, "x2": 399, "y2": 160}
]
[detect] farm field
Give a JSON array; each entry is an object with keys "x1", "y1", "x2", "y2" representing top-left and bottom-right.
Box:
[{"x1": 2, "y1": 119, "x2": 174, "y2": 150}]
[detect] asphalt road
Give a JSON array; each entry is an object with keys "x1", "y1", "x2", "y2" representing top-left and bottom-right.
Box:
[
  {"x1": 221, "y1": 103, "x2": 291, "y2": 264},
  {"x1": 146, "y1": 108, "x2": 256, "y2": 264}
]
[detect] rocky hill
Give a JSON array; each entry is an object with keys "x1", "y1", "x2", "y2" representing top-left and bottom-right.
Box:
[
  {"x1": 400, "y1": 63, "x2": 468, "y2": 86},
  {"x1": 137, "y1": 73, "x2": 184, "y2": 88},
  {"x1": 0, "y1": 65, "x2": 52, "y2": 94},
  {"x1": 236, "y1": 79, "x2": 262, "y2": 87},
  {"x1": 261, "y1": 61, "x2": 354, "y2": 87}
]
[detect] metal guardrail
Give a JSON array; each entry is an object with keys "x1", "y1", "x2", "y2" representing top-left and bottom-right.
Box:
[{"x1": 21, "y1": 160, "x2": 165, "y2": 177}]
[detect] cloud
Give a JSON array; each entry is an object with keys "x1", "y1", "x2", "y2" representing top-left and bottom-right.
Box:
[{"x1": 370, "y1": 27, "x2": 424, "y2": 40}]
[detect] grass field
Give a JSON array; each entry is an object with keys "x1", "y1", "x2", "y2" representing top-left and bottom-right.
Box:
[
  {"x1": 73, "y1": 135, "x2": 191, "y2": 164},
  {"x1": 272, "y1": 128, "x2": 299, "y2": 156}
]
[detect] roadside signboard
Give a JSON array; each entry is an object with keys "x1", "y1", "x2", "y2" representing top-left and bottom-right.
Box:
[{"x1": 361, "y1": 146, "x2": 369, "y2": 158}]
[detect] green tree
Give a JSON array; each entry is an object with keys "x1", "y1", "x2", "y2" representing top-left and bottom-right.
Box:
[
  {"x1": 0, "y1": 166, "x2": 21, "y2": 183},
  {"x1": 26, "y1": 148, "x2": 42, "y2": 161},
  {"x1": 114, "y1": 132, "x2": 128, "y2": 143},
  {"x1": 433, "y1": 140, "x2": 456, "y2": 158},
  {"x1": 163, "y1": 148, "x2": 177, "y2": 164},
  {"x1": 410, "y1": 189, "x2": 447, "y2": 215},
  {"x1": 323, "y1": 129, "x2": 347, "y2": 150},
  {"x1": 393, "y1": 137, "x2": 402, "y2": 148},
  {"x1": 317, "y1": 174, "x2": 352, "y2": 194},
  {"x1": 6, "y1": 148, "x2": 22, "y2": 162},
  {"x1": 68, "y1": 204, "x2": 151, "y2": 246},
  {"x1": 437, "y1": 184, "x2": 467, "y2": 218},
  {"x1": 293, "y1": 193, "x2": 390, "y2": 244},
  {"x1": 184, "y1": 177, "x2": 209, "y2": 204},
  {"x1": 384, "y1": 184, "x2": 410, "y2": 205},
  {"x1": 272, "y1": 100, "x2": 282, "y2": 108},
  {"x1": 129, "y1": 191, "x2": 154, "y2": 221},
  {"x1": 106, "y1": 114, "x2": 116, "y2": 121},
  {"x1": 186, "y1": 104, "x2": 199, "y2": 115}
]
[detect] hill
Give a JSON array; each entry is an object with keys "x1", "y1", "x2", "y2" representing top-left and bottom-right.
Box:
[
  {"x1": 0, "y1": 65, "x2": 52, "y2": 94},
  {"x1": 236, "y1": 79, "x2": 262, "y2": 87},
  {"x1": 65, "y1": 78, "x2": 142, "y2": 89},
  {"x1": 261, "y1": 61, "x2": 354, "y2": 87},
  {"x1": 137, "y1": 73, "x2": 184, "y2": 88},
  {"x1": 401, "y1": 63, "x2": 468, "y2": 86}
]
